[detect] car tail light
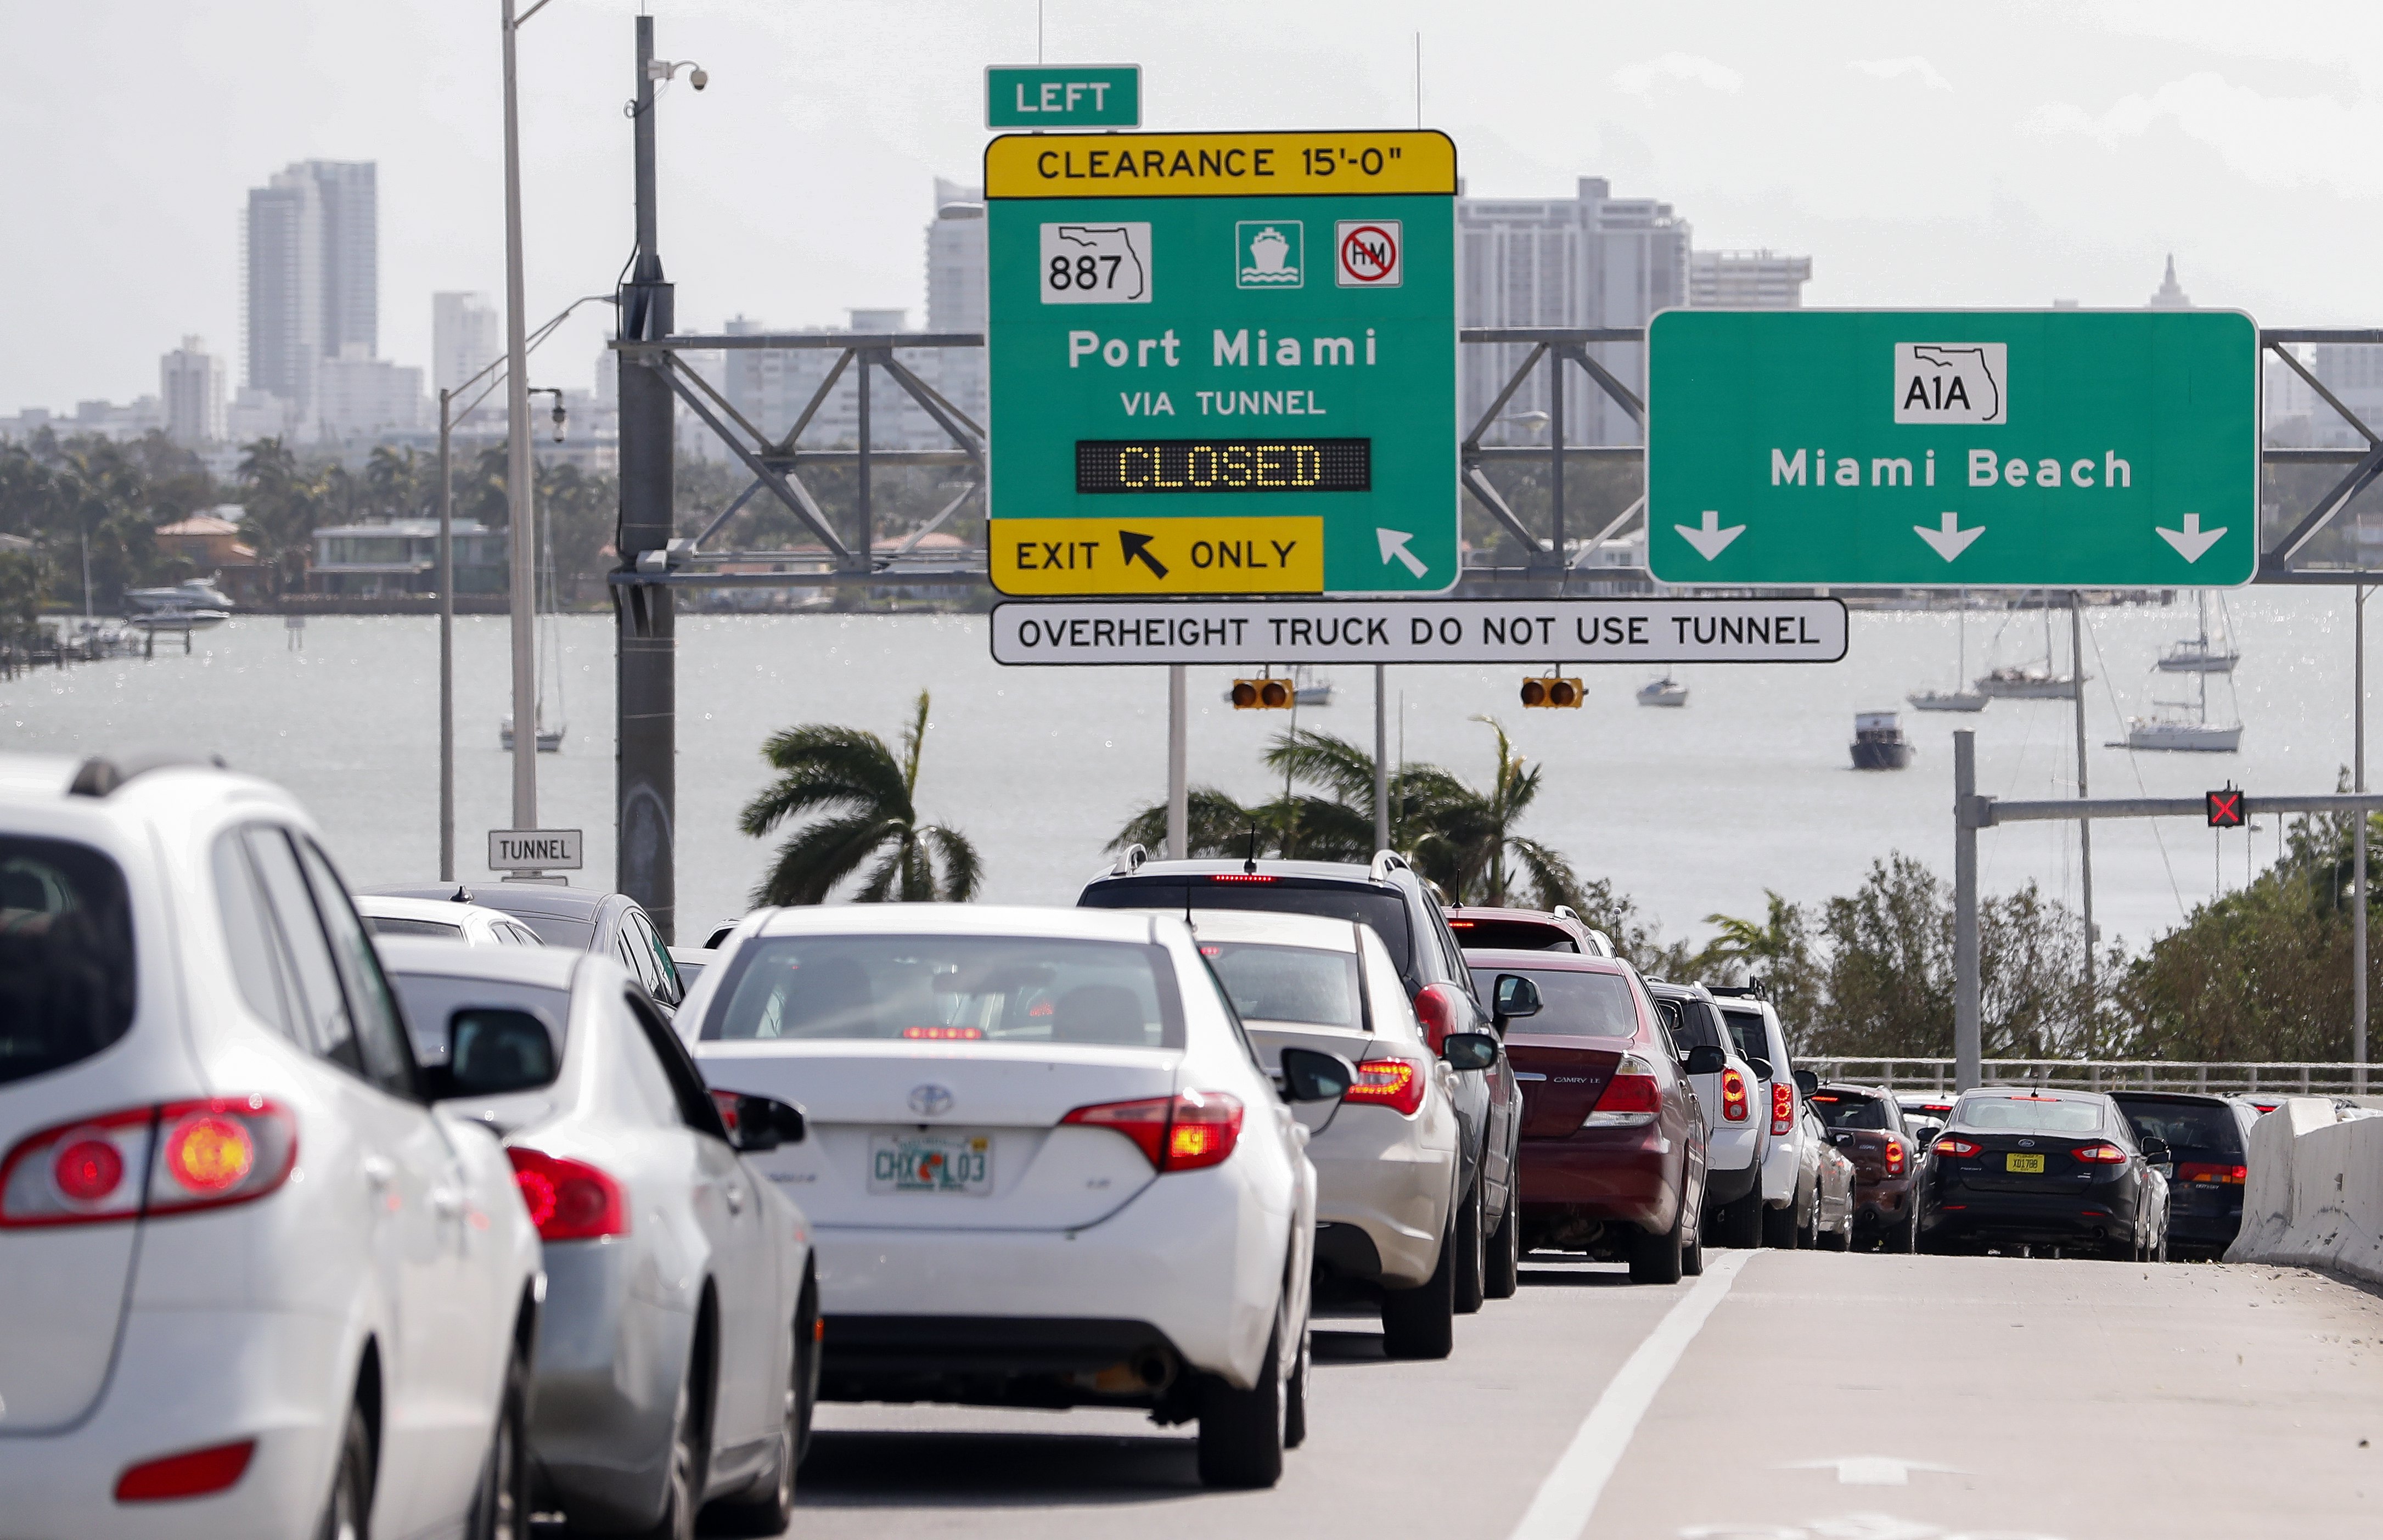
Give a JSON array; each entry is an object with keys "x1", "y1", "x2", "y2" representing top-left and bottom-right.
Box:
[
  {"x1": 1719, "y1": 1067, "x2": 1749, "y2": 1122},
  {"x1": 1063, "y1": 1091, "x2": 1245, "y2": 1173},
  {"x1": 1582, "y1": 1054, "x2": 1662, "y2": 1129},
  {"x1": 2178, "y1": 1161, "x2": 2247, "y2": 1185},
  {"x1": 1204, "y1": 873, "x2": 1275, "y2": 883},
  {"x1": 1770, "y1": 1082, "x2": 1794, "y2": 1136},
  {"x1": 115, "y1": 1438, "x2": 255, "y2": 1502},
  {"x1": 1413, "y1": 983, "x2": 1465, "y2": 1053},
  {"x1": 1884, "y1": 1140, "x2": 1906, "y2": 1173},
  {"x1": 1935, "y1": 1136, "x2": 1980, "y2": 1157},
  {"x1": 1343, "y1": 1055, "x2": 1427, "y2": 1116},
  {"x1": 1, "y1": 1099, "x2": 295, "y2": 1230},
  {"x1": 508, "y1": 1146, "x2": 630, "y2": 1240},
  {"x1": 2073, "y1": 1143, "x2": 2129, "y2": 1165}
]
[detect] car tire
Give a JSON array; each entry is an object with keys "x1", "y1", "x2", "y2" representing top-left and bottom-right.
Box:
[
  {"x1": 1628, "y1": 1190, "x2": 1689, "y2": 1285},
  {"x1": 1820, "y1": 1220, "x2": 1851, "y2": 1253},
  {"x1": 1452, "y1": 1179, "x2": 1487, "y2": 1314},
  {"x1": 464, "y1": 1347, "x2": 530, "y2": 1540},
  {"x1": 705, "y1": 1313, "x2": 808, "y2": 1536},
  {"x1": 1380, "y1": 1212, "x2": 1458, "y2": 1360},
  {"x1": 1712, "y1": 1188, "x2": 1763, "y2": 1249},
  {"x1": 1484, "y1": 1185, "x2": 1520, "y2": 1300},
  {"x1": 2156, "y1": 1228, "x2": 2171, "y2": 1264},
  {"x1": 317, "y1": 1400, "x2": 373, "y2": 1540},
  {"x1": 1681, "y1": 1203, "x2": 1705, "y2": 1277},
  {"x1": 642, "y1": 1372, "x2": 705, "y2": 1540},
  {"x1": 1762, "y1": 1199, "x2": 1798, "y2": 1250},
  {"x1": 1893, "y1": 1206, "x2": 1919, "y2": 1254},
  {"x1": 1283, "y1": 1309, "x2": 1312, "y2": 1451},
  {"x1": 1198, "y1": 1299, "x2": 1289, "y2": 1489}
]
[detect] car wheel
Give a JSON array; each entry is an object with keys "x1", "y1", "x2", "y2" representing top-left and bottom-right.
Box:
[
  {"x1": 1681, "y1": 1204, "x2": 1706, "y2": 1278},
  {"x1": 2156, "y1": 1228, "x2": 2171, "y2": 1264},
  {"x1": 1283, "y1": 1307, "x2": 1312, "y2": 1450},
  {"x1": 316, "y1": 1401, "x2": 373, "y2": 1540},
  {"x1": 1628, "y1": 1196, "x2": 1688, "y2": 1285},
  {"x1": 1380, "y1": 1209, "x2": 1458, "y2": 1360},
  {"x1": 705, "y1": 1313, "x2": 807, "y2": 1536},
  {"x1": 642, "y1": 1373, "x2": 704, "y2": 1540},
  {"x1": 1484, "y1": 1185, "x2": 1521, "y2": 1300},
  {"x1": 1762, "y1": 1199, "x2": 1798, "y2": 1250},
  {"x1": 464, "y1": 1348, "x2": 530, "y2": 1540},
  {"x1": 1453, "y1": 1180, "x2": 1487, "y2": 1314},
  {"x1": 1198, "y1": 1298, "x2": 1289, "y2": 1489},
  {"x1": 1712, "y1": 1188, "x2": 1763, "y2": 1249},
  {"x1": 1894, "y1": 1206, "x2": 1919, "y2": 1254},
  {"x1": 1820, "y1": 1218, "x2": 1851, "y2": 1253}
]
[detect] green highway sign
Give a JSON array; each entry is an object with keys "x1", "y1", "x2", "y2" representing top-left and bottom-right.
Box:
[
  {"x1": 1646, "y1": 310, "x2": 2260, "y2": 588},
  {"x1": 983, "y1": 130, "x2": 1459, "y2": 596},
  {"x1": 985, "y1": 66, "x2": 1141, "y2": 129}
]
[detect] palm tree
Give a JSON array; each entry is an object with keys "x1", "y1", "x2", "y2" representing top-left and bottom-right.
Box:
[
  {"x1": 1408, "y1": 716, "x2": 1585, "y2": 909},
  {"x1": 739, "y1": 690, "x2": 982, "y2": 905}
]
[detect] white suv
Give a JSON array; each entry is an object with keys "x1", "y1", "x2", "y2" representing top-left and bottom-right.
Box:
[
  {"x1": 1711, "y1": 991, "x2": 1811, "y2": 1250},
  {"x1": 1646, "y1": 980, "x2": 1768, "y2": 1246},
  {"x1": 0, "y1": 754, "x2": 543, "y2": 1539}
]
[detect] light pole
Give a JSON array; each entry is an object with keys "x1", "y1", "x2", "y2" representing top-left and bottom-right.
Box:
[{"x1": 498, "y1": 0, "x2": 559, "y2": 841}]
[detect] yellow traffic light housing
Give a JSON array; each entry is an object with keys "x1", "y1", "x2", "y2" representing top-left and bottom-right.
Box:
[
  {"x1": 1231, "y1": 677, "x2": 1294, "y2": 710},
  {"x1": 1520, "y1": 676, "x2": 1583, "y2": 709}
]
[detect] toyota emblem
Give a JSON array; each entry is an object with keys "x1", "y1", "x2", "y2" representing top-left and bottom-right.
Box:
[{"x1": 908, "y1": 1084, "x2": 955, "y2": 1117}]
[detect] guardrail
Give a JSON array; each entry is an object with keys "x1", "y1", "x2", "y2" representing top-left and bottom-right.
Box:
[{"x1": 1801, "y1": 1059, "x2": 2370, "y2": 1097}]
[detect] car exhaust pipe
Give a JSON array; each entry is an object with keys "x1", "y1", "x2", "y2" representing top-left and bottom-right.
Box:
[{"x1": 1133, "y1": 1349, "x2": 1177, "y2": 1392}]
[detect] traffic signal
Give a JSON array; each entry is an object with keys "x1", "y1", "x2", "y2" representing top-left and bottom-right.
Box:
[
  {"x1": 2206, "y1": 786, "x2": 2246, "y2": 828},
  {"x1": 1231, "y1": 677, "x2": 1294, "y2": 710},
  {"x1": 1520, "y1": 676, "x2": 1584, "y2": 709}
]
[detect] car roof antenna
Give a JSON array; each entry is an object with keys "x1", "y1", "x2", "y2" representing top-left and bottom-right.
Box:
[{"x1": 1244, "y1": 828, "x2": 1259, "y2": 876}]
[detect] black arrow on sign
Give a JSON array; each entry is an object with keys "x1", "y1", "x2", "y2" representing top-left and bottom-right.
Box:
[{"x1": 1119, "y1": 529, "x2": 1169, "y2": 579}]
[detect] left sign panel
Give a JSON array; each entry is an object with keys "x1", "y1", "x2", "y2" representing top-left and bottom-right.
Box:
[{"x1": 985, "y1": 65, "x2": 1141, "y2": 129}]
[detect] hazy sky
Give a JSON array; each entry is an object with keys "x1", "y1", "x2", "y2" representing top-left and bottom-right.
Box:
[{"x1": 10, "y1": 0, "x2": 2381, "y2": 411}]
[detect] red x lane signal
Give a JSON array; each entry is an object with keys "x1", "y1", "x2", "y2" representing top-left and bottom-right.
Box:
[{"x1": 2206, "y1": 788, "x2": 2246, "y2": 828}]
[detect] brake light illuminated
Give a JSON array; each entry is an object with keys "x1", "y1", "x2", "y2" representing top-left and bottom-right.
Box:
[
  {"x1": 1204, "y1": 874, "x2": 1275, "y2": 884},
  {"x1": 1884, "y1": 1140, "x2": 1906, "y2": 1173},
  {"x1": 1063, "y1": 1091, "x2": 1246, "y2": 1173},
  {"x1": 2073, "y1": 1143, "x2": 2129, "y2": 1165},
  {"x1": 2178, "y1": 1161, "x2": 2247, "y2": 1185},
  {"x1": 1583, "y1": 1055, "x2": 1663, "y2": 1129},
  {"x1": 0, "y1": 1099, "x2": 295, "y2": 1229},
  {"x1": 1344, "y1": 1056, "x2": 1427, "y2": 1116},
  {"x1": 900, "y1": 1025, "x2": 982, "y2": 1040},
  {"x1": 115, "y1": 1439, "x2": 255, "y2": 1502},
  {"x1": 1935, "y1": 1136, "x2": 1981, "y2": 1158},
  {"x1": 1771, "y1": 1082, "x2": 1794, "y2": 1136},
  {"x1": 1720, "y1": 1067, "x2": 1749, "y2": 1122},
  {"x1": 1413, "y1": 983, "x2": 1464, "y2": 1053},
  {"x1": 508, "y1": 1146, "x2": 630, "y2": 1240}
]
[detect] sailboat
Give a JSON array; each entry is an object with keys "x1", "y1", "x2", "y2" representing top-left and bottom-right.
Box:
[
  {"x1": 1637, "y1": 675, "x2": 1689, "y2": 707},
  {"x1": 1910, "y1": 593, "x2": 1988, "y2": 712},
  {"x1": 2125, "y1": 661, "x2": 2242, "y2": 753},
  {"x1": 1975, "y1": 593, "x2": 2086, "y2": 699},
  {"x1": 2155, "y1": 591, "x2": 2240, "y2": 674},
  {"x1": 498, "y1": 515, "x2": 567, "y2": 754}
]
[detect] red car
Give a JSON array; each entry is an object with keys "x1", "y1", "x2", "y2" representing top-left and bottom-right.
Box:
[
  {"x1": 1468, "y1": 949, "x2": 1713, "y2": 1284},
  {"x1": 1809, "y1": 1083, "x2": 1921, "y2": 1251}
]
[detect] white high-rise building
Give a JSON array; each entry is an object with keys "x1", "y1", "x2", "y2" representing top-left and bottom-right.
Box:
[
  {"x1": 1689, "y1": 250, "x2": 1812, "y2": 309},
  {"x1": 243, "y1": 161, "x2": 377, "y2": 413},
  {"x1": 723, "y1": 310, "x2": 942, "y2": 454},
  {"x1": 924, "y1": 179, "x2": 988, "y2": 430},
  {"x1": 431, "y1": 292, "x2": 502, "y2": 398},
  {"x1": 1458, "y1": 177, "x2": 1690, "y2": 448},
  {"x1": 315, "y1": 346, "x2": 424, "y2": 440},
  {"x1": 160, "y1": 336, "x2": 227, "y2": 446}
]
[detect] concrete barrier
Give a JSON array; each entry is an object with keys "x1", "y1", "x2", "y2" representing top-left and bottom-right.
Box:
[{"x1": 2225, "y1": 1097, "x2": 2383, "y2": 1284}]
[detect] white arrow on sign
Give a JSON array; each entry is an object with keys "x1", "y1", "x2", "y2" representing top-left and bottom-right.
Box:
[
  {"x1": 2156, "y1": 512, "x2": 2227, "y2": 563},
  {"x1": 1376, "y1": 527, "x2": 1428, "y2": 578},
  {"x1": 1674, "y1": 510, "x2": 1745, "y2": 560},
  {"x1": 1913, "y1": 512, "x2": 1985, "y2": 563}
]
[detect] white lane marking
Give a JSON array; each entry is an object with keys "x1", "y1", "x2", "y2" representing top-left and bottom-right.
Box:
[
  {"x1": 1781, "y1": 1457, "x2": 1960, "y2": 1487},
  {"x1": 1508, "y1": 1249, "x2": 1755, "y2": 1540}
]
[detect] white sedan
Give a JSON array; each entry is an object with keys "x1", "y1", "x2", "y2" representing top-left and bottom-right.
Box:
[
  {"x1": 356, "y1": 891, "x2": 546, "y2": 948},
  {"x1": 677, "y1": 905, "x2": 1351, "y2": 1488}
]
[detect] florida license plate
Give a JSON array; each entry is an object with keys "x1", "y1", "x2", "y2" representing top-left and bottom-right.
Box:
[
  {"x1": 869, "y1": 1133, "x2": 993, "y2": 1195},
  {"x1": 2006, "y1": 1153, "x2": 2046, "y2": 1173}
]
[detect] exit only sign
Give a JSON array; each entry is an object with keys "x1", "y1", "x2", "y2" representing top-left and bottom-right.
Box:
[{"x1": 986, "y1": 65, "x2": 1140, "y2": 129}]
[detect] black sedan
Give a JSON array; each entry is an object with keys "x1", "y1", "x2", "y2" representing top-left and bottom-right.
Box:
[
  {"x1": 1918, "y1": 1088, "x2": 2170, "y2": 1260},
  {"x1": 2111, "y1": 1091, "x2": 2256, "y2": 1260}
]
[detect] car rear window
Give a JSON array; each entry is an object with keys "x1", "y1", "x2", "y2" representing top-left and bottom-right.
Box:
[
  {"x1": 1485, "y1": 967, "x2": 1638, "y2": 1038},
  {"x1": 506, "y1": 913, "x2": 597, "y2": 949},
  {"x1": 2113, "y1": 1099, "x2": 2242, "y2": 1156},
  {"x1": 385, "y1": 971, "x2": 572, "y2": 1066},
  {"x1": 0, "y1": 836, "x2": 137, "y2": 1086},
  {"x1": 1717, "y1": 1007, "x2": 1771, "y2": 1070},
  {"x1": 1449, "y1": 917, "x2": 1577, "y2": 952},
  {"x1": 1651, "y1": 995, "x2": 1723, "y2": 1051},
  {"x1": 1082, "y1": 878, "x2": 1414, "y2": 982},
  {"x1": 365, "y1": 915, "x2": 466, "y2": 941},
  {"x1": 1809, "y1": 1092, "x2": 1892, "y2": 1131},
  {"x1": 1200, "y1": 941, "x2": 1363, "y2": 1029},
  {"x1": 1956, "y1": 1097, "x2": 2104, "y2": 1134},
  {"x1": 703, "y1": 935, "x2": 1185, "y2": 1048}
]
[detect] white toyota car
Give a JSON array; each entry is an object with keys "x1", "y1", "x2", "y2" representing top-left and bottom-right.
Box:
[
  {"x1": 678, "y1": 905, "x2": 1350, "y2": 1488},
  {"x1": 0, "y1": 753, "x2": 543, "y2": 1540}
]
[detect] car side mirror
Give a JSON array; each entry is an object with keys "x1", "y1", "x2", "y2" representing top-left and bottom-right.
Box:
[
  {"x1": 710, "y1": 1090, "x2": 807, "y2": 1153},
  {"x1": 1792, "y1": 1068, "x2": 1820, "y2": 1097},
  {"x1": 1492, "y1": 973, "x2": 1542, "y2": 1030},
  {"x1": 1743, "y1": 1055, "x2": 1774, "y2": 1081},
  {"x1": 430, "y1": 1008, "x2": 558, "y2": 1100},
  {"x1": 1279, "y1": 1047, "x2": 1356, "y2": 1104},
  {"x1": 1683, "y1": 1044, "x2": 1727, "y2": 1076},
  {"x1": 2139, "y1": 1137, "x2": 2172, "y2": 1166},
  {"x1": 1441, "y1": 1031, "x2": 1500, "y2": 1072}
]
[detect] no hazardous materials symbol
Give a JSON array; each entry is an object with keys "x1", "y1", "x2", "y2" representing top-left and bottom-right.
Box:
[{"x1": 1336, "y1": 220, "x2": 1402, "y2": 287}]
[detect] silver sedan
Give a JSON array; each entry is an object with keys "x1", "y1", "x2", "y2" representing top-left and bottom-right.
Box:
[{"x1": 375, "y1": 939, "x2": 819, "y2": 1539}]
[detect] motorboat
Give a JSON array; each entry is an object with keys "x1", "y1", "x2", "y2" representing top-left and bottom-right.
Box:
[
  {"x1": 125, "y1": 605, "x2": 231, "y2": 634},
  {"x1": 1637, "y1": 676, "x2": 1688, "y2": 708},
  {"x1": 126, "y1": 578, "x2": 234, "y2": 614},
  {"x1": 1851, "y1": 711, "x2": 1915, "y2": 771}
]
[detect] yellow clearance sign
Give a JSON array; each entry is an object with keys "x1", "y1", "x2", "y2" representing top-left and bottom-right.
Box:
[
  {"x1": 993, "y1": 517, "x2": 1323, "y2": 594},
  {"x1": 985, "y1": 130, "x2": 1457, "y2": 199}
]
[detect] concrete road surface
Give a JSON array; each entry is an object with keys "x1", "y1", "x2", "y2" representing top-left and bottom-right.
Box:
[{"x1": 779, "y1": 1252, "x2": 2383, "y2": 1540}]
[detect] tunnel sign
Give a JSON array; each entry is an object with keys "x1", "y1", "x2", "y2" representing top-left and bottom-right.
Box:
[
  {"x1": 1646, "y1": 310, "x2": 2258, "y2": 588},
  {"x1": 985, "y1": 131, "x2": 1459, "y2": 596}
]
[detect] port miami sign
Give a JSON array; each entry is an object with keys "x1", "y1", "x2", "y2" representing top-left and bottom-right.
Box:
[
  {"x1": 1646, "y1": 309, "x2": 2258, "y2": 588},
  {"x1": 989, "y1": 598, "x2": 1847, "y2": 666}
]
